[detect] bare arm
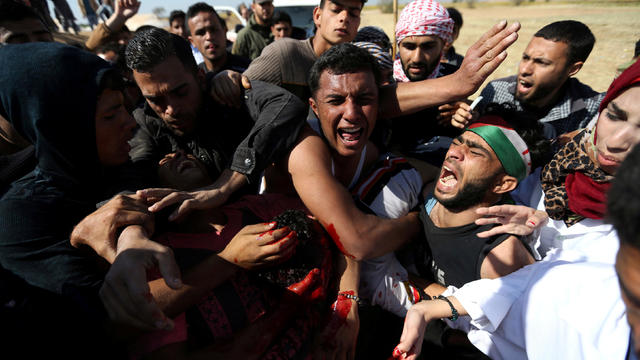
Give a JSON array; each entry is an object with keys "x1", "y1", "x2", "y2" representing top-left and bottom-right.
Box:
[
  {"x1": 85, "y1": 0, "x2": 140, "y2": 51},
  {"x1": 393, "y1": 297, "x2": 468, "y2": 359},
  {"x1": 287, "y1": 130, "x2": 421, "y2": 260},
  {"x1": 379, "y1": 21, "x2": 520, "y2": 118},
  {"x1": 480, "y1": 235, "x2": 535, "y2": 279}
]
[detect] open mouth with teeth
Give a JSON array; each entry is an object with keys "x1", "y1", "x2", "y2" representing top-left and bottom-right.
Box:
[
  {"x1": 517, "y1": 78, "x2": 533, "y2": 95},
  {"x1": 338, "y1": 127, "x2": 364, "y2": 145},
  {"x1": 438, "y1": 165, "x2": 459, "y2": 190}
]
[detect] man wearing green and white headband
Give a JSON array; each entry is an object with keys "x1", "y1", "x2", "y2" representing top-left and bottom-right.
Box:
[
  {"x1": 403, "y1": 103, "x2": 552, "y2": 299},
  {"x1": 395, "y1": 103, "x2": 551, "y2": 355}
]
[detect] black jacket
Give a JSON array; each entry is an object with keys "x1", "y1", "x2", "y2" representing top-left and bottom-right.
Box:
[{"x1": 129, "y1": 79, "x2": 307, "y2": 187}]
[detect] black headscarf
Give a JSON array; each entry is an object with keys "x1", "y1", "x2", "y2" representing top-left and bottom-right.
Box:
[
  {"x1": 0, "y1": 41, "x2": 114, "y2": 190},
  {"x1": 0, "y1": 42, "x2": 113, "y2": 297}
]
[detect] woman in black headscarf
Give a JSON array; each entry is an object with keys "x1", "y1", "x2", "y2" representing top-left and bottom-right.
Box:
[{"x1": 0, "y1": 42, "x2": 137, "y2": 356}]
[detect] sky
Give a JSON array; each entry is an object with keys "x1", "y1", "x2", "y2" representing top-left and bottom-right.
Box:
[
  {"x1": 59, "y1": 0, "x2": 400, "y2": 25},
  {"x1": 63, "y1": 0, "x2": 312, "y2": 24}
]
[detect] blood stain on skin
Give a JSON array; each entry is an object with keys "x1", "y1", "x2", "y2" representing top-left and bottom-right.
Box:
[{"x1": 324, "y1": 223, "x2": 355, "y2": 258}]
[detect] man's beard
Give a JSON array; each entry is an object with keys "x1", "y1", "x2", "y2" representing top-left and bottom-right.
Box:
[
  {"x1": 435, "y1": 171, "x2": 498, "y2": 212},
  {"x1": 403, "y1": 57, "x2": 440, "y2": 82}
]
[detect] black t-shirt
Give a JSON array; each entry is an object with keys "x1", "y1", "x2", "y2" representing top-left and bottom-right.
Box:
[{"x1": 413, "y1": 198, "x2": 512, "y2": 289}]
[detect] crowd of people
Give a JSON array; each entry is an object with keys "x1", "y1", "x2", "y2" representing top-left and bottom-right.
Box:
[{"x1": 1, "y1": 0, "x2": 640, "y2": 358}]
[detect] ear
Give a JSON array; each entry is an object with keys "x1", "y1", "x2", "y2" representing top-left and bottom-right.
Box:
[
  {"x1": 251, "y1": 2, "x2": 258, "y2": 12},
  {"x1": 313, "y1": 6, "x2": 322, "y2": 28},
  {"x1": 493, "y1": 173, "x2": 518, "y2": 195},
  {"x1": 309, "y1": 96, "x2": 319, "y2": 117},
  {"x1": 566, "y1": 61, "x2": 583, "y2": 77}
]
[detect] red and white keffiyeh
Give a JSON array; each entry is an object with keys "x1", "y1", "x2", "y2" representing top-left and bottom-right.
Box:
[{"x1": 393, "y1": 0, "x2": 454, "y2": 82}]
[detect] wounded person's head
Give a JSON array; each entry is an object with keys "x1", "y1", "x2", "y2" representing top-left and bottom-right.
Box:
[{"x1": 157, "y1": 150, "x2": 212, "y2": 190}]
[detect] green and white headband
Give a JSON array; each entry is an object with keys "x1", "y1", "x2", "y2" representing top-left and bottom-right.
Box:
[{"x1": 467, "y1": 116, "x2": 532, "y2": 182}]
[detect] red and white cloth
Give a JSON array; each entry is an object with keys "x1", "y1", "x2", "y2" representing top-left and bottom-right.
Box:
[{"x1": 393, "y1": 0, "x2": 454, "y2": 82}]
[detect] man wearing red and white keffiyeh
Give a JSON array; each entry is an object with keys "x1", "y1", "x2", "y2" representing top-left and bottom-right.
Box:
[{"x1": 393, "y1": 0, "x2": 454, "y2": 82}]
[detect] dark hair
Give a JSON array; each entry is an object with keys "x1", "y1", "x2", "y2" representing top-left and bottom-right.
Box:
[
  {"x1": 634, "y1": 39, "x2": 640, "y2": 59},
  {"x1": 479, "y1": 102, "x2": 552, "y2": 171},
  {"x1": 607, "y1": 144, "x2": 640, "y2": 249},
  {"x1": 0, "y1": 0, "x2": 45, "y2": 25},
  {"x1": 354, "y1": 26, "x2": 391, "y2": 53},
  {"x1": 272, "y1": 10, "x2": 292, "y2": 25},
  {"x1": 96, "y1": 41, "x2": 121, "y2": 56},
  {"x1": 319, "y1": 0, "x2": 367, "y2": 10},
  {"x1": 125, "y1": 27, "x2": 197, "y2": 74},
  {"x1": 308, "y1": 43, "x2": 381, "y2": 97},
  {"x1": 534, "y1": 20, "x2": 595, "y2": 64},
  {"x1": 187, "y1": 2, "x2": 218, "y2": 20},
  {"x1": 446, "y1": 7, "x2": 463, "y2": 29},
  {"x1": 134, "y1": 25, "x2": 157, "y2": 34},
  {"x1": 186, "y1": 2, "x2": 223, "y2": 31},
  {"x1": 169, "y1": 10, "x2": 185, "y2": 24}
]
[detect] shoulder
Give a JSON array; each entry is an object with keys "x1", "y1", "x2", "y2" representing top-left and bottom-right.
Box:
[
  {"x1": 486, "y1": 75, "x2": 518, "y2": 88},
  {"x1": 479, "y1": 75, "x2": 517, "y2": 103},
  {"x1": 288, "y1": 127, "x2": 330, "y2": 169},
  {"x1": 262, "y1": 37, "x2": 308, "y2": 56},
  {"x1": 567, "y1": 77, "x2": 605, "y2": 110}
]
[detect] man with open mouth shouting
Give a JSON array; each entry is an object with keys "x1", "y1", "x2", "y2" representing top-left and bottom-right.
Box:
[
  {"x1": 396, "y1": 103, "x2": 550, "y2": 355},
  {"x1": 453, "y1": 20, "x2": 603, "y2": 137}
]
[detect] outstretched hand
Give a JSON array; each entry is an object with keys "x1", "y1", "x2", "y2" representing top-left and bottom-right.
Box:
[
  {"x1": 453, "y1": 20, "x2": 520, "y2": 97},
  {"x1": 392, "y1": 301, "x2": 432, "y2": 360},
  {"x1": 114, "y1": 0, "x2": 140, "y2": 20},
  {"x1": 99, "y1": 226, "x2": 182, "y2": 331},
  {"x1": 475, "y1": 204, "x2": 548, "y2": 238},
  {"x1": 137, "y1": 187, "x2": 228, "y2": 222}
]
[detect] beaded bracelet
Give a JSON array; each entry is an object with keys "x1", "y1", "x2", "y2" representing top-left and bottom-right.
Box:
[
  {"x1": 338, "y1": 292, "x2": 363, "y2": 305},
  {"x1": 433, "y1": 295, "x2": 458, "y2": 321}
]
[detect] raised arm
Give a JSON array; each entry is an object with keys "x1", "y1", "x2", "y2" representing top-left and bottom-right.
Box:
[
  {"x1": 287, "y1": 130, "x2": 421, "y2": 260},
  {"x1": 85, "y1": 0, "x2": 140, "y2": 51},
  {"x1": 379, "y1": 21, "x2": 520, "y2": 118}
]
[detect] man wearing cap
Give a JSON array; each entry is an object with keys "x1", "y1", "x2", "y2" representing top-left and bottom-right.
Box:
[
  {"x1": 232, "y1": 0, "x2": 274, "y2": 60},
  {"x1": 387, "y1": 0, "x2": 463, "y2": 164}
]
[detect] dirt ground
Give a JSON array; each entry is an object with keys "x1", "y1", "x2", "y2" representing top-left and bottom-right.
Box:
[
  {"x1": 56, "y1": 3, "x2": 639, "y2": 97},
  {"x1": 361, "y1": 2, "x2": 640, "y2": 97}
]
